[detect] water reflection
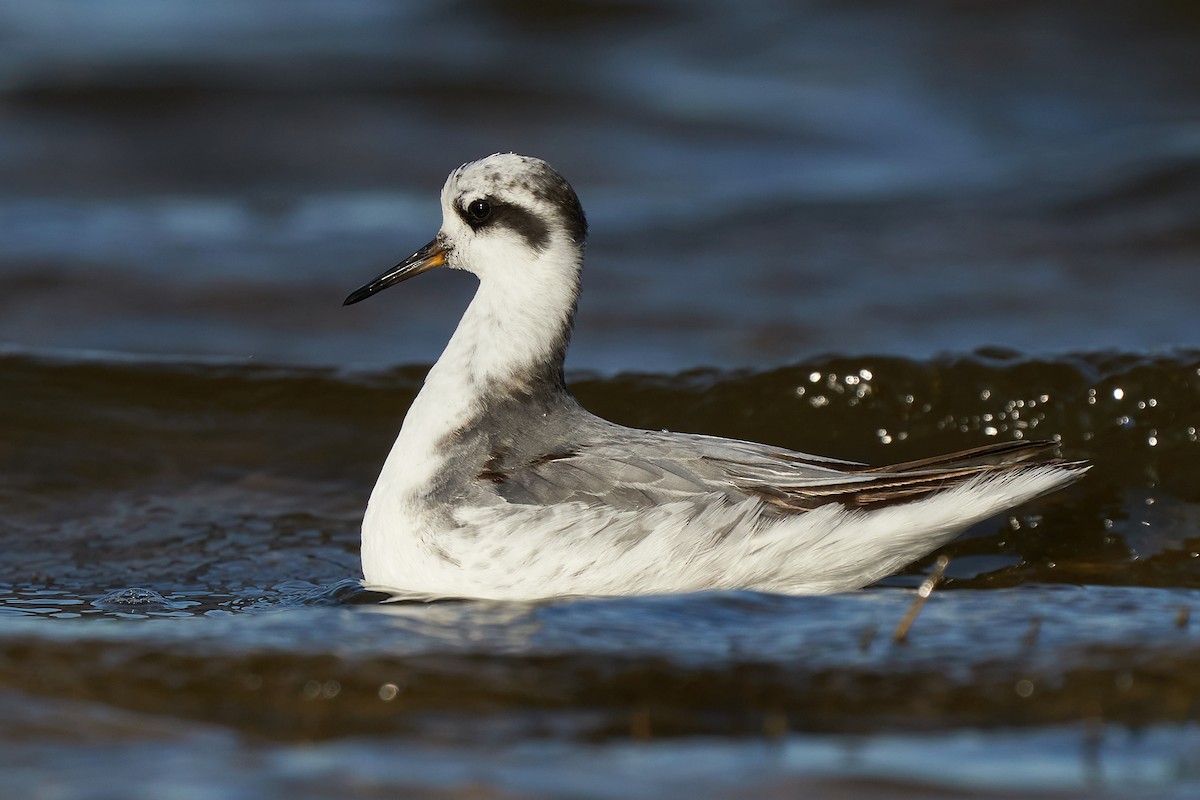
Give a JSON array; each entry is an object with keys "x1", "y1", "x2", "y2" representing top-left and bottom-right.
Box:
[
  {"x1": 2, "y1": 1, "x2": 1200, "y2": 795},
  {"x1": 0, "y1": 2, "x2": 1197, "y2": 368}
]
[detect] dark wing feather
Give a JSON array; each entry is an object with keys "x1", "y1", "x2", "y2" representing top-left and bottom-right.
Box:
[
  {"x1": 478, "y1": 418, "x2": 1081, "y2": 514},
  {"x1": 858, "y1": 440, "x2": 1061, "y2": 473},
  {"x1": 732, "y1": 440, "x2": 1082, "y2": 511}
]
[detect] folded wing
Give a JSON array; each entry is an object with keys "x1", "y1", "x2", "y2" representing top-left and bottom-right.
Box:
[{"x1": 480, "y1": 427, "x2": 1083, "y2": 513}]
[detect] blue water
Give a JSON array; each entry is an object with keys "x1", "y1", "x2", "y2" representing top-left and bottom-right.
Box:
[
  {"x1": 3, "y1": 2, "x2": 1200, "y2": 798},
  {"x1": 2, "y1": 0, "x2": 1198, "y2": 370}
]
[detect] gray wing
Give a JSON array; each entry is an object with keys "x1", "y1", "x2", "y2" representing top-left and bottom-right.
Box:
[{"x1": 477, "y1": 417, "x2": 1073, "y2": 513}]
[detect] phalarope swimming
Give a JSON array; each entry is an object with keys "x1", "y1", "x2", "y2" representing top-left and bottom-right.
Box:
[{"x1": 344, "y1": 153, "x2": 1087, "y2": 600}]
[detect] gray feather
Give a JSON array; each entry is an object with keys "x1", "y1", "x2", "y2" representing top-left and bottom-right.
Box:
[{"x1": 443, "y1": 390, "x2": 1074, "y2": 515}]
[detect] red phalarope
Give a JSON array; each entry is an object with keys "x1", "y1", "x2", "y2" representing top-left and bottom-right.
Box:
[{"x1": 344, "y1": 153, "x2": 1087, "y2": 600}]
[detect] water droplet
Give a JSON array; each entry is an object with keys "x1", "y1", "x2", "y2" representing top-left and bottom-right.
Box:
[{"x1": 93, "y1": 587, "x2": 177, "y2": 612}]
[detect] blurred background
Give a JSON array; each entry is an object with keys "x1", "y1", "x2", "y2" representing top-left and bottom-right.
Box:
[
  {"x1": 4, "y1": 4, "x2": 1200, "y2": 798},
  {"x1": 3, "y1": 0, "x2": 1198, "y2": 373}
]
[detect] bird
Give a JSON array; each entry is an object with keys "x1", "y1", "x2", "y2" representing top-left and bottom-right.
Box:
[{"x1": 343, "y1": 153, "x2": 1087, "y2": 600}]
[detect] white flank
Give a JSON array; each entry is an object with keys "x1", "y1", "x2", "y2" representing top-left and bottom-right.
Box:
[
  {"x1": 352, "y1": 154, "x2": 1088, "y2": 600},
  {"x1": 363, "y1": 465, "x2": 1086, "y2": 599}
]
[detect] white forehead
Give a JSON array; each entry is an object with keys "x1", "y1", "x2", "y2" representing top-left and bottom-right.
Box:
[
  {"x1": 436, "y1": 153, "x2": 588, "y2": 247},
  {"x1": 441, "y1": 153, "x2": 556, "y2": 208}
]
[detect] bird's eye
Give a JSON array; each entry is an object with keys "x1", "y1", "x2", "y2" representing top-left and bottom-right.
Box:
[{"x1": 466, "y1": 199, "x2": 492, "y2": 223}]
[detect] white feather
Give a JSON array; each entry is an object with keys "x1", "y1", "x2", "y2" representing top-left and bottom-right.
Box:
[
  {"x1": 362, "y1": 467, "x2": 1085, "y2": 599},
  {"x1": 352, "y1": 154, "x2": 1087, "y2": 600}
]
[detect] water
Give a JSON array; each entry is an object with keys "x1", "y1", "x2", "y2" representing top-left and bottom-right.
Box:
[
  {"x1": 2, "y1": 1, "x2": 1200, "y2": 797},
  {"x1": 4, "y1": 350, "x2": 1200, "y2": 797}
]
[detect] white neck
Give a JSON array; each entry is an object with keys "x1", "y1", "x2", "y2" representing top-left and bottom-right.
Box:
[
  {"x1": 424, "y1": 244, "x2": 578, "y2": 413},
  {"x1": 374, "y1": 242, "x2": 581, "y2": 504},
  {"x1": 436, "y1": 274, "x2": 574, "y2": 391}
]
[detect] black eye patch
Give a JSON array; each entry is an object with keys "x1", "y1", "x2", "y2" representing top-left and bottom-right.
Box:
[{"x1": 458, "y1": 199, "x2": 551, "y2": 252}]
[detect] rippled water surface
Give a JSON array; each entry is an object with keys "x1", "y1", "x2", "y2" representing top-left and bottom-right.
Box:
[
  {"x1": 3, "y1": 1, "x2": 1200, "y2": 798},
  {"x1": 5, "y1": 351, "x2": 1200, "y2": 797}
]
